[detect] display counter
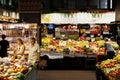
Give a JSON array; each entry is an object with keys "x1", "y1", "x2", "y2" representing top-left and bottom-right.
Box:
[
  {"x1": 0, "y1": 57, "x2": 37, "y2": 80},
  {"x1": 41, "y1": 52, "x2": 96, "y2": 59},
  {"x1": 40, "y1": 37, "x2": 120, "y2": 70},
  {"x1": 41, "y1": 52, "x2": 63, "y2": 59},
  {"x1": 96, "y1": 54, "x2": 120, "y2": 80},
  {"x1": 41, "y1": 52, "x2": 96, "y2": 70}
]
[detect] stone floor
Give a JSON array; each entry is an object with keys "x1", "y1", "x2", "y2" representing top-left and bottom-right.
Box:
[{"x1": 37, "y1": 70, "x2": 96, "y2": 80}]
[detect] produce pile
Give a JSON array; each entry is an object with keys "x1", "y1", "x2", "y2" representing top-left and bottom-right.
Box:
[
  {"x1": 0, "y1": 57, "x2": 33, "y2": 80},
  {"x1": 97, "y1": 54, "x2": 120, "y2": 80},
  {"x1": 41, "y1": 37, "x2": 119, "y2": 55},
  {"x1": 100, "y1": 59, "x2": 118, "y2": 68}
]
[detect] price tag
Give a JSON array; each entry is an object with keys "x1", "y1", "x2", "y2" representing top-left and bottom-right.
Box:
[
  {"x1": 2, "y1": 30, "x2": 6, "y2": 35},
  {"x1": 103, "y1": 31, "x2": 109, "y2": 34},
  {"x1": 15, "y1": 63, "x2": 22, "y2": 67},
  {"x1": 59, "y1": 41, "x2": 66, "y2": 46},
  {"x1": 86, "y1": 30, "x2": 90, "y2": 34}
]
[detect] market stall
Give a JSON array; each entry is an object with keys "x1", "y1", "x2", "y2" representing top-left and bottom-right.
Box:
[
  {"x1": 41, "y1": 35, "x2": 119, "y2": 69},
  {"x1": 40, "y1": 11, "x2": 119, "y2": 70}
]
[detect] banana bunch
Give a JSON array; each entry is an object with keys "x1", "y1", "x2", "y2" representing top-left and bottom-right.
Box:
[
  {"x1": 114, "y1": 54, "x2": 120, "y2": 60},
  {"x1": 42, "y1": 37, "x2": 52, "y2": 46}
]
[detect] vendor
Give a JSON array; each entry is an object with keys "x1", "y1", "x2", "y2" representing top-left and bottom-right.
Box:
[
  {"x1": 104, "y1": 38, "x2": 115, "y2": 59},
  {"x1": 78, "y1": 33, "x2": 87, "y2": 41},
  {"x1": 28, "y1": 37, "x2": 40, "y2": 64},
  {"x1": 14, "y1": 38, "x2": 25, "y2": 59}
]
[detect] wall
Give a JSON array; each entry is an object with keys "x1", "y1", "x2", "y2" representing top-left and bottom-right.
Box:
[
  {"x1": 115, "y1": 0, "x2": 120, "y2": 21},
  {"x1": 19, "y1": 0, "x2": 41, "y2": 45}
]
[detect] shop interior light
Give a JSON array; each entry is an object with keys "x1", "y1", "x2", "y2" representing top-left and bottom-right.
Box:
[
  {"x1": 0, "y1": 24, "x2": 3, "y2": 29},
  {"x1": 24, "y1": 24, "x2": 29, "y2": 29},
  {"x1": 0, "y1": 15, "x2": 19, "y2": 23},
  {"x1": 9, "y1": 24, "x2": 15, "y2": 28}
]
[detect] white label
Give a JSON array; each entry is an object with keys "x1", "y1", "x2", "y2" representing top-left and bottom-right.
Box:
[
  {"x1": 59, "y1": 41, "x2": 66, "y2": 46},
  {"x1": 103, "y1": 31, "x2": 109, "y2": 34}
]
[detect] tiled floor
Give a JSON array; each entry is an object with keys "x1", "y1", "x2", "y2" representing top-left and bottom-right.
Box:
[{"x1": 37, "y1": 70, "x2": 96, "y2": 80}]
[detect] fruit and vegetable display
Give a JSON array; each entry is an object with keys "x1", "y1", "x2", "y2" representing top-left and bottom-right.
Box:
[
  {"x1": 97, "y1": 54, "x2": 120, "y2": 80},
  {"x1": 41, "y1": 37, "x2": 119, "y2": 55},
  {"x1": 100, "y1": 59, "x2": 118, "y2": 68},
  {"x1": 0, "y1": 57, "x2": 34, "y2": 80}
]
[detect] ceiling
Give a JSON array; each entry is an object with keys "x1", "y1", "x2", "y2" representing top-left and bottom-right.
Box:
[{"x1": 41, "y1": 0, "x2": 115, "y2": 11}]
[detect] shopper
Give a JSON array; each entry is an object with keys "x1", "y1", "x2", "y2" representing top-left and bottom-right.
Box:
[
  {"x1": 28, "y1": 37, "x2": 40, "y2": 64},
  {"x1": 105, "y1": 38, "x2": 115, "y2": 59},
  {"x1": 14, "y1": 38, "x2": 25, "y2": 59},
  {"x1": 0, "y1": 34, "x2": 9, "y2": 57}
]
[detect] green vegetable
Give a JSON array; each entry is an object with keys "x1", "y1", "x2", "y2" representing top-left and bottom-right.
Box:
[{"x1": 16, "y1": 73, "x2": 25, "y2": 80}]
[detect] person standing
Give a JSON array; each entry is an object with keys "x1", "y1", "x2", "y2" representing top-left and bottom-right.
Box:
[
  {"x1": 14, "y1": 38, "x2": 25, "y2": 59},
  {"x1": 28, "y1": 37, "x2": 40, "y2": 64},
  {"x1": 0, "y1": 34, "x2": 9, "y2": 57},
  {"x1": 105, "y1": 38, "x2": 115, "y2": 59}
]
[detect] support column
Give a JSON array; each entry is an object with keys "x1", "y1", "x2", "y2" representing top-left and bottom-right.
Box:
[{"x1": 115, "y1": 0, "x2": 120, "y2": 21}]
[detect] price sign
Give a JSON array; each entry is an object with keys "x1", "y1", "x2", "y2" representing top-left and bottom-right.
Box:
[
  {"x1": 59, "y1": 41, "x2": 66, "y2": 46},
  {"x1": 103, "y1": 31, "x2": 109, "y2": 34}
]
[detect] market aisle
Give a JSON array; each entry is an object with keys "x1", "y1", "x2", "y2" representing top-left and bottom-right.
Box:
[{"x1": 37, "y1": 70, "x2": 96, "y2": 80}]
